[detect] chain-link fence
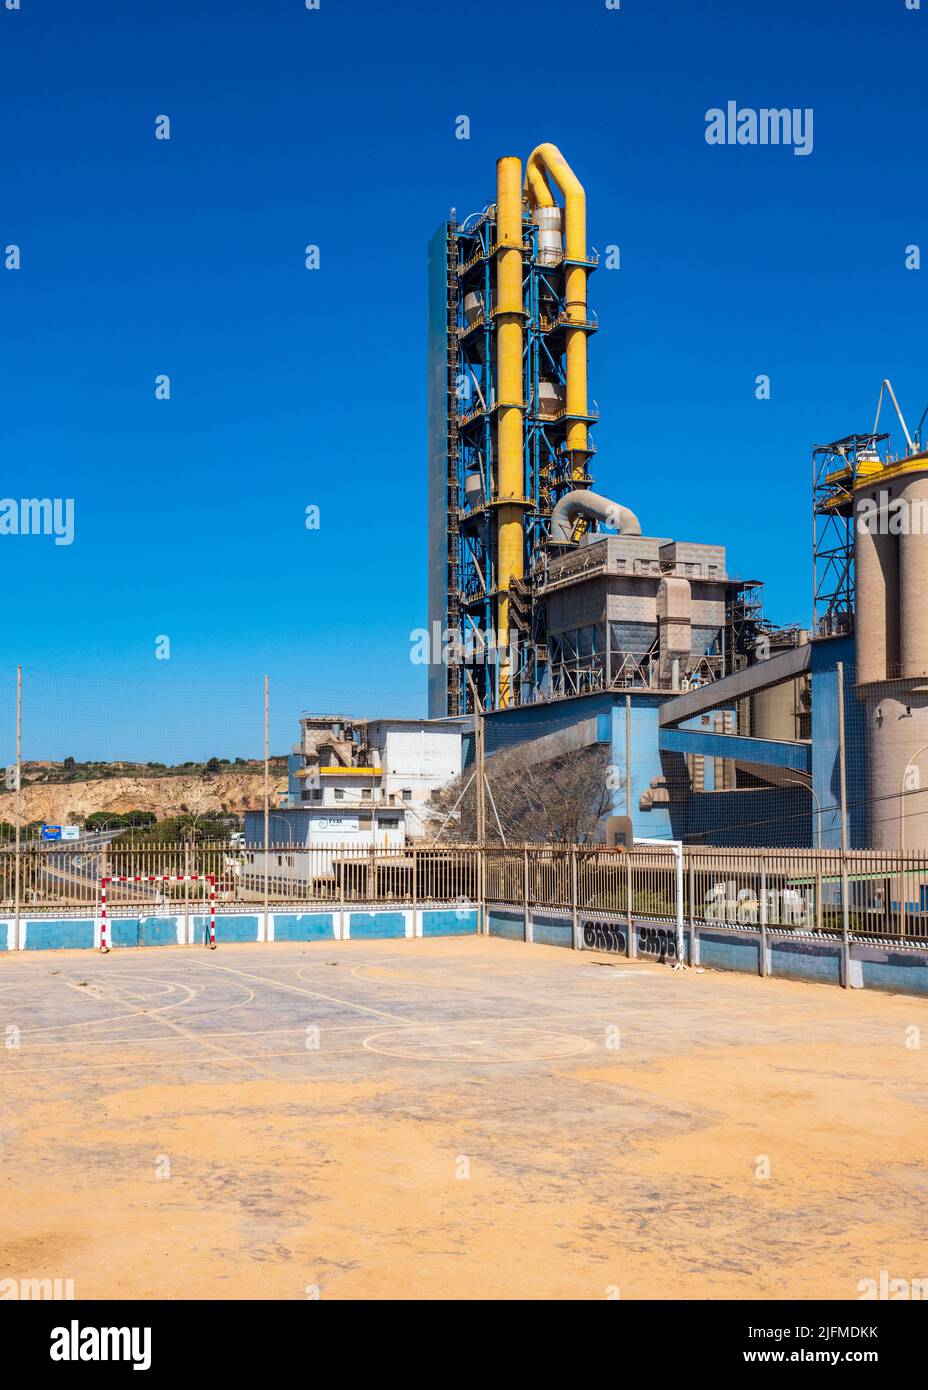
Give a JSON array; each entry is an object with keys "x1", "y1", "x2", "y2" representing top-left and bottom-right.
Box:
[
  {"x1": 481, "y1": 844, "x2": 928, "y2": 943},
  {"x1": 4, "y1": 837, "x2": 928, "y2": 944}
]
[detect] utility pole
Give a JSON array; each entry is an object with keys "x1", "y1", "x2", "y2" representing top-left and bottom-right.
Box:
[
  {"x1": 465, "y1": 670, "x2": 486, "y2": 844},
  {"x1": 836, "y1": 661, "x2": 848, "y2": 854},
  {"x1": 625, "y1": 693, "x2": 632, "y2": 819},
  {"x1": 836, "y1": 660, "x2": 850, "y2": 987},
  {"x1": 14, "y1": 665, "x2": 21, "y2": 952},
  {"x1": 263, "y1": 673, "x2": 270, "y2": 942}
]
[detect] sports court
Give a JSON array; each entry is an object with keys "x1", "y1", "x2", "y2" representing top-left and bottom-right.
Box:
[{"x1": 1, "y1": 936, "x2": 925, "y2": 1300}]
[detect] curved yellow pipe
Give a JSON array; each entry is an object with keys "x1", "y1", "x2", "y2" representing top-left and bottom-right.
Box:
[
  {"x1": 524, "y1": 143, "x2": 588, "y2": 477},
  {"x1": 495, "y1": 156, "x2": 524, "y2": 708}
]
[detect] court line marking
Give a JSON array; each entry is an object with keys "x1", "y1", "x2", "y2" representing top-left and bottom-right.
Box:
[
  {"x1": 201, "y1": 960, "x2": 415, "y2": 1024},
  {"x1": 205, "y1": 961, "x2": 641, "y2": 1040},
  {"x1": 8, "y1": 974, "x2": 256, "y2": 1036},
  {"x1": 4, "y1": 1009, "x2": 647, "y2": 1051},
  {"x1": 362, "y1": 1026, "x2": 593, "y2": 1062},
  {"x1": 342, "y1": 959, "x2": 627, "y2": 1018},
  {"x1": 4, "y1": 1032, "x2": 598, "y2": 1076},
  {"x1": 66, "y1": 980, "x2": 269, "y2": 1076}
]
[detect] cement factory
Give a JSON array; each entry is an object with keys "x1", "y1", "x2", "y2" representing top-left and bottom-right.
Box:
[
  {"x1": 421, "y1": 142, "x2": 928, "y2": 852},
  {"x1": 252, "y1": 141, "x2": 927, "y2": 857}
]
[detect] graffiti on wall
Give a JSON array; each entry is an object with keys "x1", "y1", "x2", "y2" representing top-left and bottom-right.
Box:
[
  {"x1": 637, "y1": 925, "x2": 679, "y2": 959},
  {"x1": 582, "y1": 921, "x2": 627, "y2": 954}
]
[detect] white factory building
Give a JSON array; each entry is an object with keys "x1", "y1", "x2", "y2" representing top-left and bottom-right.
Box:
[{"x1": 244, "y1": 712, "x2": 465, "y2": 852}]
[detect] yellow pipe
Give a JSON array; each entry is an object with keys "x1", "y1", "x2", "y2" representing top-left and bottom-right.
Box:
[
  {"x1": 524, "y1": 143, "x2": 588, "y2": 478},
  {"x1": 495, "y1": 155, "x2": 524, "y2": 708}
]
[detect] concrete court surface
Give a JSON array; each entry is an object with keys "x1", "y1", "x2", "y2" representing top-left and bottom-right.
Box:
[{"x1": 0, "y1": 935, "x2": 925, "y2": 1301}]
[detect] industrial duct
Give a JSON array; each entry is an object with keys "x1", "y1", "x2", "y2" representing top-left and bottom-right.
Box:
[
  {"x1": 495, "y1": 155, "x2": 525, "y2": 708},
  {"x1": 549, "y1": 489, "x2": 642, "y2": 544},
  {"x1": 524, "y1": 143, "x2": 589, "y2": 480}
]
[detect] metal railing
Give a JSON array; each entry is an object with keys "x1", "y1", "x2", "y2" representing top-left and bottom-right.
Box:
[
  {"x1": 686, "y1": 847, "x2": 928, "y2": 941},
  {"x1": 2, "y1": 841, "x2": 927, "y2": 944},
  {"x1": 0, "y1": 842, "x2": 481, "y2": 915}
]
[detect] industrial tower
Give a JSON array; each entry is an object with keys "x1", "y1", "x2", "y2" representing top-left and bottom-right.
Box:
[
  {"x1": 427, "y1": 144, "x2": 599, "y2": 717},
  {"x1": 814, "y1": 383, "x2": 928, "y2": 849}
]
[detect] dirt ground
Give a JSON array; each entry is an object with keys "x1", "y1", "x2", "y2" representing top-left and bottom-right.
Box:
[{"x1": 0, "y1": 936, "x2": 925, "y2": 1300}]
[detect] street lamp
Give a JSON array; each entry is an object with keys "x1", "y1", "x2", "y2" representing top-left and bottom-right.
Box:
[
  {"x1": 783, "y1": 779, "x2": 823, "y2": 850},
  {"x1": 268, "y1": 815, "x2": 293, "y2": 844}
]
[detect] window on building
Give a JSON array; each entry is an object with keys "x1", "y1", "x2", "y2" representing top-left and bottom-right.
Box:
[
  {"x1": 362, "y1": 789, "x2": 371, "y2": 801},
  {"x1": 334, "y1": 788, "x2": 344, "y2": 801},
  {"x1": 401, "y1": 788, "x2": 412, "y2": 800}
]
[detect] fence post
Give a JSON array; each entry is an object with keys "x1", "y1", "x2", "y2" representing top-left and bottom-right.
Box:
[
  {"x1": 523, "y1": 846, "x2": 531, "y2": 944},
  {"x1": 13, "y1": 664, "x2": 21, "y2": 951},
  {"x1": 411, "y1": 845, "x2": 418, "y2": 939},
  {"x1": 840, "y1": 849, "x2": 851, "y2": 989},
  {"x1": 184, "y1": 840, "x2": 191, "y2": 945},
  {"x1": 339, "y1": 848, "x2": 345, "y2": 940},
  {"x1": 570, "y1": 846, "x2": 579, "y2": 950},
  {"x1": 688, "y1": 852, "x2": 699, "y2": 966},
  {"x1": 263, "y1": 673, "x2": 270, "y2": 948},
  {"x1": 100, "y1": 839, "x2": 109, "y2": 950},
  {"x1": 759, "y1": 853, "x2": 768, "y2": 977},
  {"x1": 626, "y1": 850, "x2": 636, "y2": 958},
  {"x1": 478, "y1": 845, "x2": 485, "y2": 936}
]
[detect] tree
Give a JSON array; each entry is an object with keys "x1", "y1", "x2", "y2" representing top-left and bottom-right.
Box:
[
  {"x1": 85, "y1": 812, "x2": 126, "y2": 830},
  {"x1": 427, "y1": 741, "x2": 611, "y2": 844}
]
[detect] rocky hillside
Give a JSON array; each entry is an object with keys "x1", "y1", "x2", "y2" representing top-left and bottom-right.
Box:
[{"x1": 0, "y1": 765, "x2": 288, "y2": 827}]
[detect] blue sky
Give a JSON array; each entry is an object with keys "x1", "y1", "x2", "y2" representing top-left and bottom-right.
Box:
[{"x1": 1, "y1": 0, "x2": 925, "y2": 761}]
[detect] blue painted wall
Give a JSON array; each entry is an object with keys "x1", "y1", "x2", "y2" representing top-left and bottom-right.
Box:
[
  {"x1": 770, "y1": 938, "x2": 842, "y2": 985},
  {"x1": 697, "y1": 930, "x2": 761, "y2": 973},
  {"x1": 24, "y1": 920, "x2": 95, "y2": 951},
  {"x1": 273, "y1": 912, "x2": 336, "y2": 941},
  {"x1": 488, "y1": 910, "x2": 524, "y2": 941},
  {"x1": 4, "y1": 904, "x2": 480, "y2": 953},
  {"x1": 194, "y1": 914, "x2": 259, "y2": 944},
  {"x1": 856, "y1": 945, "x2": 928, "y2": 995},
  {"x1": 531, "y1": 915, "x2": 573, "y2": 948},
  {"x1": 349, "y1": 911, "x2": 406, "y2": 939},
  {"x1": 422, "y1": 909, "x2": 478, "y2": 936}
]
